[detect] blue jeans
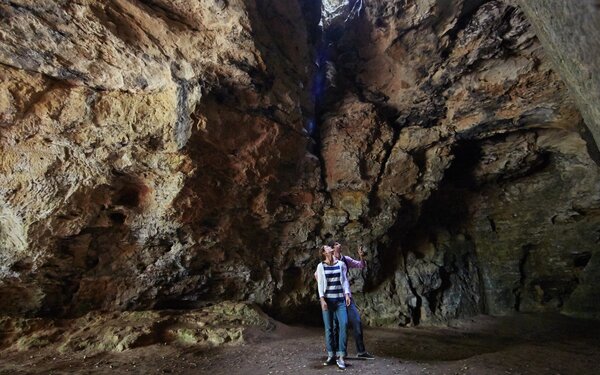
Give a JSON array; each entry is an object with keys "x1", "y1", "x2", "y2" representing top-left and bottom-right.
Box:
[
  {"x1": 334, "y1": 299, "x2": 366, "y2": 354},
  {"x1": 322, "y1": 299, "x2": 348, "y2": 357}
]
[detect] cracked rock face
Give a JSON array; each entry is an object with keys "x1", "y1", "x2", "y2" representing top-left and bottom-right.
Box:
[
  {"x1": 0, "y1": 0, "x2": 321, "y2": 317},
  {"x1": 1, "y1": 0, "x2": 599, "y2": 327},
  {"x1": 316, "y1": 0, "x2": 600, "y2": 324}
]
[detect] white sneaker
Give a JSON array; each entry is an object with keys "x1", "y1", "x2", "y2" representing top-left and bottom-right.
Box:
[
  {"x1": 336, "y1": 357, "x2": 346, "y2": 369},
  {"x1": 323, "y1": 356, "x2": 335, "y2": 366}
]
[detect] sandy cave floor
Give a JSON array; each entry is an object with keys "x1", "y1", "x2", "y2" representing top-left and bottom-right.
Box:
[{"x1": 1, "y1": 313, "x2": 599, "y2": 375}]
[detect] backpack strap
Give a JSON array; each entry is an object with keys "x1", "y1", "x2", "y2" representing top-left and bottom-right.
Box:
[{"x1": 341, "y1": 255, "x2": 349, "y2": 269}]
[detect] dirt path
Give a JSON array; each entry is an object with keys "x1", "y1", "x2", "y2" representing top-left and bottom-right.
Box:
[{"x1": 1, "y1": 313, "x2": 599, "y2": 374}]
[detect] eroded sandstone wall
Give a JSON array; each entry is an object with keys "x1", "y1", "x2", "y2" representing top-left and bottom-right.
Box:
[{"x1": 0, "y1": 0, "x2": 323, "y2": 316}]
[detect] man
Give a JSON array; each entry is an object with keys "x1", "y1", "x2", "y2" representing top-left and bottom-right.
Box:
[{"x1": 329, "y1": 240, "x2": 375, "y2": 360}]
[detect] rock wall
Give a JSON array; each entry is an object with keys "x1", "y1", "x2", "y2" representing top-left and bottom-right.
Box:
[
  {"x1": 315, "y1": 0, "x2": 600, "y2": 324},
  {"x1": 517, "y1": 0, "x2": 600, "y2": 155},
  {"x1": 469, "y1": 130, "x2": 600, "y2": 317},
  {"x1": 1, "y1": 0, "x2": 599, "y2": 325},
  {"x1": 0, "y1": 0, "x2": 322, "y2": 316}
]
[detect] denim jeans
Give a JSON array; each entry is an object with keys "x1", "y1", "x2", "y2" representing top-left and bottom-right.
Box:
[
  {"x1": 333, "y1": 299, "x2": 366, "y2": 355},
  {"x1": 322, "y1": 299, "x2": 348, "y2": 357}
]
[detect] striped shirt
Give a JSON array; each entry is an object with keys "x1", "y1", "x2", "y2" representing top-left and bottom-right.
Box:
[
  {"x1": 316, "y1": 260, "x2": 351, "y2": 302},
  {"x1": 313, "y1": 255, "x2": 364, "y2": 297},
  {"x1": 323, "y1": 263, "x2": 344, "y2": 301}
]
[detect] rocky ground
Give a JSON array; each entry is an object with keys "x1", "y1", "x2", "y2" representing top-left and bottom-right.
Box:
[{"x1": 1, "y1": 313, "x2": 598, "y2": 375}]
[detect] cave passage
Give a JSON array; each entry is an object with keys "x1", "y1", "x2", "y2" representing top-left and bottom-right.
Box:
[{"x1": 1, "y1": 0, "x2": 600, "y2": 374}]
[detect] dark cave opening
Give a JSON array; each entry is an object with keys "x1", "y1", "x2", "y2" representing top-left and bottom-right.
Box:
[
  {"x1": 572, "y1": 251, "x2": 592, "y2": 269},
  {"x1": 108, "y1": 212, "x2": 126, "y2": 225},
  {"x1": 406, "y1": 139, "x2": 483, "y2": 245},
  {"x1": 395, "y1": 140, "x2": 485, "y2": 323},
  {"x1": 114, "y1": 185, "x2": 143, "y2": 208}
]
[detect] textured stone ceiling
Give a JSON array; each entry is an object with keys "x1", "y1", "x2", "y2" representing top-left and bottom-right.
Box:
[
  {"x1": 0, "y1": 0, "x2": 599, "y2": 326},
  {"x1": 517, "y1": 0, "x2": 600, "y2": 155}
]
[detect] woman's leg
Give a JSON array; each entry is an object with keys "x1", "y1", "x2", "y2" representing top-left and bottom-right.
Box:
[
  {"x1": 332, "y1": 314, "x2": 339, "y2": 354},
  {"x1": 322, "y1": 303, "x2": 335, "y2": 357},
  {"x1": 334, "y1": 301, "x2": 348, "y2": 358}
]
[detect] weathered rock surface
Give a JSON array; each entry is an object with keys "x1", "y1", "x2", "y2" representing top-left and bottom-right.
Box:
[
  {"x1": 316, "y1": 0, "x2": 600, "y2": 324},
  {"x1": 0, "y1": 0, "x2": 599, "y2": 332},
  {"x1": 0, "y1": 0, "x2": 322, "y2": 317},
  {"x1": 0, "y1": 301, "x2": 273, "y2": 353},
  {"x1": 517, "y1": 0, "x2": 600, "y2": 154}
]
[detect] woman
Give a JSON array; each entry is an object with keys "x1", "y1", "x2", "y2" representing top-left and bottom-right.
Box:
[{"x1": 315, "y1": 245, "x2": 351, "y2": 369}]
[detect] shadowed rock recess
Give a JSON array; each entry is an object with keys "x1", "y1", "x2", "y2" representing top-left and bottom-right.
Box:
[{"x1": 1, "y1": 0, "x2": 599, "y2": 345}]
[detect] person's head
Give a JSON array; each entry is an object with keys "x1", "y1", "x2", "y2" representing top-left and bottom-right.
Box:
[
  {"x1": 328, "y1": 240, "x2": 342, "y2": 257},
  {"x1": 322, "y1": 245, "x2": 335, "y2": 262}
]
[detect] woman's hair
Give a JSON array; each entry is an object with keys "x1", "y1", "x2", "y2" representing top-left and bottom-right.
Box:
[{"x1": 327, "y1": 240, "x2": 337, "y2": 247}]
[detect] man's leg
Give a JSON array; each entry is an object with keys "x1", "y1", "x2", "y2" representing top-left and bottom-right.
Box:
[{"x1": 347, "y1": 300, "x2": 366, "y2": 354}]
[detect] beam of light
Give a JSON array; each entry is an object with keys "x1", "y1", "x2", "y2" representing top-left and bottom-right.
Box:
[
  {"x1": 306, "y1": 1, "x2": 363, "y2": 139},
  {"x1": 306, "y1": 119, "x2": 316, "y2": 136},
  {"x1": 321, "y1": 0, "x2": 364, "y2": 27}
]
